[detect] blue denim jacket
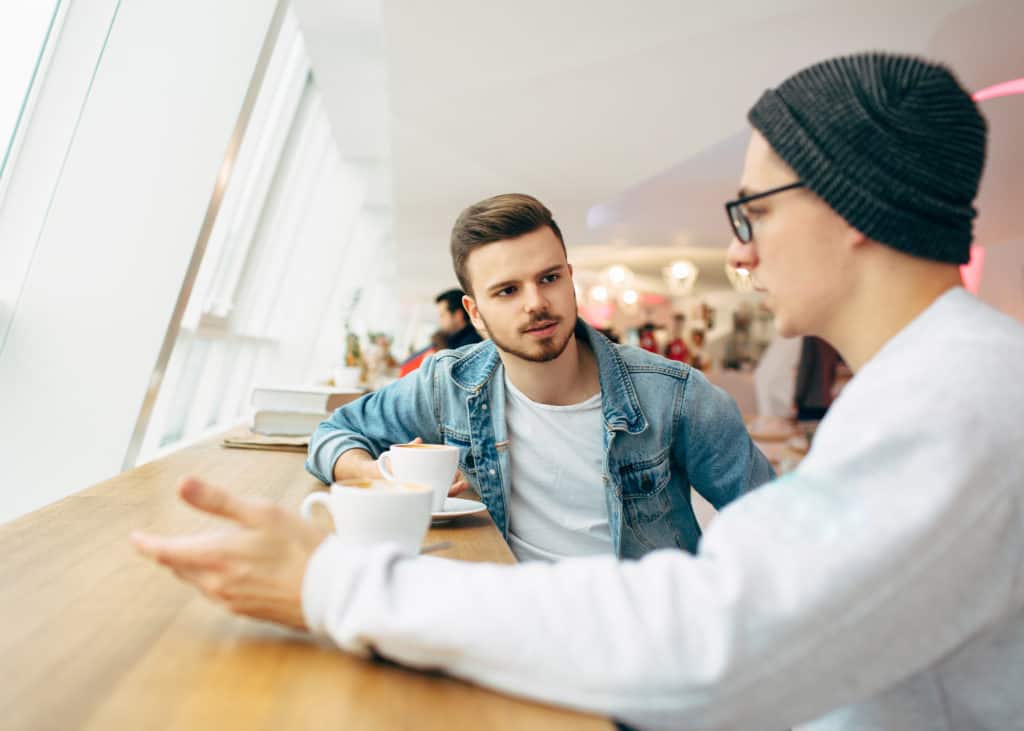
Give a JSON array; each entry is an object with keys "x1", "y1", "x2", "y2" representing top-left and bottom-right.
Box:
[{"x1": 307, "y1": 320, "x2": 774, "y2": 559}]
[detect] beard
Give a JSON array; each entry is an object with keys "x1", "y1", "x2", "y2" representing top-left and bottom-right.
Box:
[{"x1": 478, "y1": 310, "x2": 574, "y2": 363}]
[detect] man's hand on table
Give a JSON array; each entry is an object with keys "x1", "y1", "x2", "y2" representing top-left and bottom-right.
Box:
[{"x1": 132, "y1": 477, "x2": 328, "y2": 630}]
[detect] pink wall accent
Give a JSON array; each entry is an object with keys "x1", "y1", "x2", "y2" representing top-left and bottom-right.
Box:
[
  {"x1": 973, "y1": 78, "x2": 1024, "y2": 102},
  {"x1": 956, "y1": 81, "x2": 1024, "y2": 295},
  {"x1": 960, "y1": 244, "x2": 986, "y2": 295}
]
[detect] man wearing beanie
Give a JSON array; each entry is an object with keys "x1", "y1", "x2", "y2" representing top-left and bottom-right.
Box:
[{"x1": 136, "y1": 53, "x2": 1023, "y2": 730}]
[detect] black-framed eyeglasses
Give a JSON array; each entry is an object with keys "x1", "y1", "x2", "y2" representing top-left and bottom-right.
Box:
[{"x1": 724, "y1": 181, "x2": 805, "y2": 243}]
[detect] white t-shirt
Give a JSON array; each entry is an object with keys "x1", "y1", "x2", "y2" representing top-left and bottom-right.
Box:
[
  {"x1": 304, "y1": 288, "x2": 1024, "y2": 731},
  {"x1": 503, "y1": 374, "x2": 611, "y2": 562}
]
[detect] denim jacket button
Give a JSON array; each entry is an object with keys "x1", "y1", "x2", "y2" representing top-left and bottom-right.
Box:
[
  {"x1": 488, "y1": 468, "x2": 496, "y2": 476},
  {"x1": 481, "y1": 403, "x2": 488, "y2": 410}
]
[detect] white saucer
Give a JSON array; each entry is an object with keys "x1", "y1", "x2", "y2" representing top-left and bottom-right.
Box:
[{"x1": 432, "y1": 497, "x2": 487, "y2": 524}]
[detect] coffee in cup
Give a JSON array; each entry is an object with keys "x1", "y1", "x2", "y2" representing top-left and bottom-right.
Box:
[{"x1": 376, "y1": 443, "x2": 459, "y2": 512}]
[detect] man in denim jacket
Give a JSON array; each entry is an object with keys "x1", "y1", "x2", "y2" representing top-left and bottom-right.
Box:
[{"x1": 307, "y1": 194, "x2": 773, "y2": 560}]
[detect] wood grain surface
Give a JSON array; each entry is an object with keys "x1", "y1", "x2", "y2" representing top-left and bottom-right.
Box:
[{"x1": 0, "y1": 435, "x2": 611, "y2": 730}]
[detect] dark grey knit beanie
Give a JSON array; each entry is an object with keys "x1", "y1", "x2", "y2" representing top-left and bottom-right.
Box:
[{"x1": 748, "y1": 52, "x2": 987, "y2": 264}]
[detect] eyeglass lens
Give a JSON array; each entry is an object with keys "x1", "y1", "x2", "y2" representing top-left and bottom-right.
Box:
[{"x1": 730, "y1": 205, "x2": 751, "y2": 242}]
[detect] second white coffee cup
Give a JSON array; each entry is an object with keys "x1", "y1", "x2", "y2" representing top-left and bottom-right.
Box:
[
  {"x1": 300, "y1": 478, "x2": 432, "y2": 555},
  {"x1": 377, "y1": 443, "x2": 459, "y2": 512}
]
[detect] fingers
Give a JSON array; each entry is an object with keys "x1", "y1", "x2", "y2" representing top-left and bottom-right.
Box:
[
  {"x1": 134, "y1": 528, "x2": 311, "y2": 632},
  {"x1": 449, "y1": 469, "x2": 468, "y2": 496},
  {"x1": 177, "y1": 477, "x2": 274, "y2": 528},
  {"x1": 132, "y1": 530, "x2": 233, "y2": 571},
  {"x1": 448, "y1": 469, "x2": 468, "y2": 496},
  {"x1": 406, "y1": 437, "x2": 423, "y2": 445}
]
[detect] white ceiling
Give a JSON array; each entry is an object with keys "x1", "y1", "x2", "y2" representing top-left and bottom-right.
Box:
[{"x1": 296, "y1": 0, "x2": 1023, "y2": 302}]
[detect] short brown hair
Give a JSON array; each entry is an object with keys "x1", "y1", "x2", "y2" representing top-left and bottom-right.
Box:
[{"x1": 450, "y1": 193, "x2": 565, "y2": 294}]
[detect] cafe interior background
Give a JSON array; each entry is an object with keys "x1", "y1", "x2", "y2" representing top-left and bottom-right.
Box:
[{"x1": 0, "y1": 0, "x2": 1021, "y2": 524}]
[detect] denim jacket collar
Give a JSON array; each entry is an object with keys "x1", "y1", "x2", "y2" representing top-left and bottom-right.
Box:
[
  {"x1": 449, "y1": 318, "x2": 647, "y2": 434},
  {"x1": 447, "y1": 340, "x2": 501, "y2": 393}
]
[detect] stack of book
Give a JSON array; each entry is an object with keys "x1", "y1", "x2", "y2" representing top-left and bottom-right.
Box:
[{"x1": 249, "y1": 384, "x2": 364, "y2": 437}]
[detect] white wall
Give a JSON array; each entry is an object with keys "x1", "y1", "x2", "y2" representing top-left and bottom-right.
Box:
[{"x1": 0, "y1": 0, "x2": 277, "y2": 523}]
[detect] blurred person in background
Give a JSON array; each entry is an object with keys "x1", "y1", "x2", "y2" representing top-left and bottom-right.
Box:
[
  {"x1": 637, "y1": 322, "x2": 659, "y2": 353},
  {"x1": 664, "y1": 313, "x2": 691, "y2": 364},
  {"x1": 722, "y1": 306, "x2": 755, "y2": 370},
  {"x1": 398, "y1": 330, "x2": 449, "y2": 378},
  {"x1": 399, "y1": 290, "x2": 482, "y2": 377},
  {"x1": 688, "y1": 327, "x2": 710, "y2": 371},
  {"x1": 435, "y1": 288, "x2": 483, "y2": 349}
]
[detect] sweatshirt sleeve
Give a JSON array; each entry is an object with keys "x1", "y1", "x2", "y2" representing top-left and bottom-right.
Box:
[{"x1": 302, "y1": 455, "x2": 1019, "y2": 731}]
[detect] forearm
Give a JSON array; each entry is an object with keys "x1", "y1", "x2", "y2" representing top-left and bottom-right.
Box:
[
  {"x1": 332, "y1": 448, "x2": 382, "y2": 482},
  {"x1": 305, "y1": 363, "x2": 441, "y2": 484},
  {"x1": 301, "y1": 485, "x2": 821, "y2": 729},
  {"x1": 303, "y1": 534, "x2": 800, "y2": 730},
  {"x1": 302, "y1": 469, "x2": 1016, "y2": 731}
]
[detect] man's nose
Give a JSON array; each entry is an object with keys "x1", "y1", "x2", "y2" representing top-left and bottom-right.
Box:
[
  {"x1": 523, "y1": 283, "x2": 549, "y2": 312},
  {"x1": 726, "y1": 236, "x2": 759, "y2": 271}
]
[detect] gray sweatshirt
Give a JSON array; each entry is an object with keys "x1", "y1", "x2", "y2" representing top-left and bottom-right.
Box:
[{"x1": 302, "y1": 287, "x2": 1024, "y2": 731}]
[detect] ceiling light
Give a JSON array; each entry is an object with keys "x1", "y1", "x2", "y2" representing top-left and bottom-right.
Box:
[
  {"x1": 725, "y1": 264, "x2": 755, "y2": 293},
  {"x1": 607, "y1": 265, "x2": 630, "y2": 285},
  {"x1": 669, "y1": 261, "x2": 693, "y2": 279},
  {"x1": 663, "y1": 259, "x2": 699, "y2": 296}
]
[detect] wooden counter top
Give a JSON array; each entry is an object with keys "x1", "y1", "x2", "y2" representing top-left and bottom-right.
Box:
[{"x1": 0, "y1": 435, "x2": 611, "y2": 730}]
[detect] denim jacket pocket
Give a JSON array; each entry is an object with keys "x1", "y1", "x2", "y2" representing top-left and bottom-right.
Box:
[
  {"x1": 617, "y1": 450, "x2": 682, "y2": 551},
  {"x1": 617, "y1": 449, "x2": 672, "y2": 500}
]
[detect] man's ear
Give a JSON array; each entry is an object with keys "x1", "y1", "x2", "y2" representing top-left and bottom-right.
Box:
[
  {"x1": 843, "y1": 220, "x2": 869, "y2": 252},
  {"x1": 462, "y1": 293, "x2": 484, "y2": 331}
]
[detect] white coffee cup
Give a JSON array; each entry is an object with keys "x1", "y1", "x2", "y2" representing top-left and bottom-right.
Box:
[
  {"x1": 333, "y1": 365, "x2": 361, "y2": 389},
  {"x1": 376, "y1": 443, "x2": 459, "y2": 512},
  {"x1": 300, "y1": 478, "x2": 432, "y2": 555}
]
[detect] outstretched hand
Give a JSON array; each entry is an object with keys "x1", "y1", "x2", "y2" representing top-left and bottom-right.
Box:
[{"x1": 132, "y1": 477, "x2": 329, "y2": 630}]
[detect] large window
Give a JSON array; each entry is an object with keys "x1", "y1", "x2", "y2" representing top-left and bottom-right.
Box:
[
  {"x1": 132, "y1": 7, "x2": 397, "y2": 464},
  {"x1": 0, "y1": 0, "x2": 287, "y2": 523},
  {"x1": 0, "y1": 1, "x2": 64, "y2": 196},
  {"x1": 0, "y1": 0, "x2": 68, "y2": 350}
]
